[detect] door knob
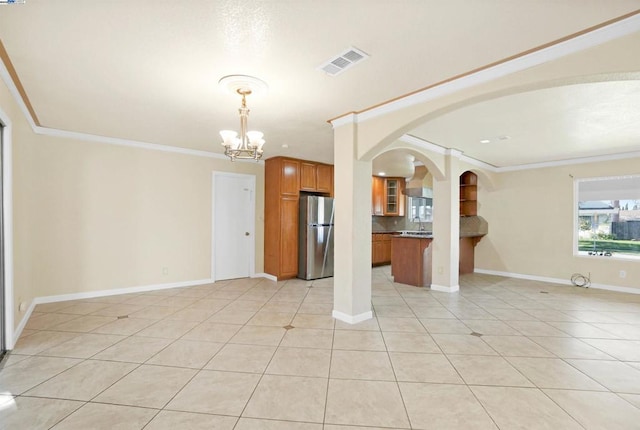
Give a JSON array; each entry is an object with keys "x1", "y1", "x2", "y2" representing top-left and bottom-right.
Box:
[{"x1": 245, "y1": 232, "x2": 250, "y2": 236}]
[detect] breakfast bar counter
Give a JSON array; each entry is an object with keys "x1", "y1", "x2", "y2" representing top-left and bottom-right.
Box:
[{"x1": 391, "y1": 235, "x2": 433, "y2": 287}]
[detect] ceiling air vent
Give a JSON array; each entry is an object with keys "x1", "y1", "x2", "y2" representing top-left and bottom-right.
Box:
[{"x1": 318, "y1": 46, "x2": 369, "y2": 76}]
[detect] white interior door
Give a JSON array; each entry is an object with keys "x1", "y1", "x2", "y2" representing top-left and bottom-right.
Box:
[{"x1": 213, "y1": 172, "x2": 255, "y2": 281}]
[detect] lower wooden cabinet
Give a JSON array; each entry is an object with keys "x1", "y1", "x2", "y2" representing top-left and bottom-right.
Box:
[{"x1": 372, "y1": 233, "x2": 393, "y2": 265}]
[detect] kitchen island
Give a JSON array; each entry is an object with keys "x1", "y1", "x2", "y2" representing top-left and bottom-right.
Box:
[
  {"x1": 391, "y1": 234, "x2": 433, "y2": 287},
  {"x1": 391, "y1": 233, "x2": 484, "y2": 287}
]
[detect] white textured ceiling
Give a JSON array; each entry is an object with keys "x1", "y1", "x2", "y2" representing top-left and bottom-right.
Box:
[
  {"x1": 0, "y1": 1, "x2": 639, "y2": 166},
  {"x1": 410, "y1": 78, "x2": 640, "y2": 167}
]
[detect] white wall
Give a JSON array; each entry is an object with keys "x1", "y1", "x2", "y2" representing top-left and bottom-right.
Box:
[
  {"x1": 477, "y1": 157, "x2": 640, "y2": 291},
  {"x1": 1, "y1": 78, "x2": 265, "y2": 332}
]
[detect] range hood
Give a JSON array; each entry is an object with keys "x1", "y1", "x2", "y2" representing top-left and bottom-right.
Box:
[{"x1": 403, "y1": 166, "x2": 433, "y2": 198}]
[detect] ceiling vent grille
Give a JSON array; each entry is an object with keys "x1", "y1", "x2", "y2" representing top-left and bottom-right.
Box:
[{"x1": 318, "y1": 46, "x2": 369, "y2": 76}]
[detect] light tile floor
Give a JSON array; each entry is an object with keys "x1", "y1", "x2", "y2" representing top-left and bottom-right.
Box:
[{"x1": 2, "y1": 267, "x2": 640, "y2": 429}]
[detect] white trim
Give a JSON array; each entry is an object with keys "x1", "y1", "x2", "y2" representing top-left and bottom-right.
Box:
[
  {"x1": 459, "y1": 154, "x2": 496, "y2": 171},
  {"x1": 496, "y1": 150, "x2": 640, "y2": 173},
  {"x1": 474, "y1": 268, "x2": 640, "y2": 295},
  {"x1": 399, "y1": 135, "x2": 447, "y2": 154},
  {"x1": 345, "y1": 14, "x2": 640, "y2": 125},
  {"x1": 0, "y1": 58, "x2": 37, "y2": 130},
  {"x1": 13, "y1": 300, "x2": 35, "y2": 345},
  {"x1": 400, "y1": 134, "x2": 497, "y2": 171},
  {"x1": 211, "y1": 171, "x2": 257, "y2": 281},
  {"x1": 332, "y1": 309, "x2": 373, "y2": 324},
  {"x1": 11, "y1": 278, "x2": 215, "y2": 344},
  {"x1": 34, "y1": 278, "x2": 215, "y2": 304},
  {"x1": 330, "y1": 113, "x2": 357, "y2": 129},
  {"x1": 445, "y1": 148, "x2": 463, "y2": 158},
  {"x1": 253, "y1": 272, "x2": 277, "y2": 282},
  {"x1": 573, "y1": 178, "x2": 580, "y2": 259},
  {"x1": 430, "y1": 284, "x2": 460, "y2": 293},
  {"x1": 35, "y1": 126, "x2": 232, "y2": 160},
  {"x1": 0, "y1": 105, "x2": 14, "y2": 350},
  {"x1": 400, "y1": 135, "x2": 640, "y2": 173}
]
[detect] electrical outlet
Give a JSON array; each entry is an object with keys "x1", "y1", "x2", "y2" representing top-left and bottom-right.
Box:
[
  {"x1": 162, "y1": 267, "x2": 168, "y2": 276},
  {"x1": 619, "y1": 270, "x2": 626, "y2": 278},
  {"x1": 437, "y1": 266, "x2": 444, "y2": 274}
]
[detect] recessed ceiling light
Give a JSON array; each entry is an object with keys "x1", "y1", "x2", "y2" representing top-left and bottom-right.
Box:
[
  {"x1": 378, "y1": 171, "x2": 386, "y2": 176},
  {"x1": 281, "y1": 144, "x2": 289, "y2": 148},
  {"x1": 479, "y1": 139, "x2": 491, "y2": 144}
]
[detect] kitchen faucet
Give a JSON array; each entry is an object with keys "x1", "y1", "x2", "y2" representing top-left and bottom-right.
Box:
[{"x1": 413, "y1": 216, "x2": 424, "y2": 231}]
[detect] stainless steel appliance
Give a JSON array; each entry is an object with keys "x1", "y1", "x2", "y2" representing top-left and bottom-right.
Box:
[{"x1": 298, "y1": 195, "x2": 334, "y2": 280}]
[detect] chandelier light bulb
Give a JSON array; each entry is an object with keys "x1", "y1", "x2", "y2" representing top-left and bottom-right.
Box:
[{"x1": 220, "y1": 130, "x2": 238, "y2": 146}]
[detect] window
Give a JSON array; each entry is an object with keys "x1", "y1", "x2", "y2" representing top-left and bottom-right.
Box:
[
  {"x1": 576, "y1": 175, "x2": 640, "y2": 260},
  {"x1": 408, "y1": 196, "x2": 433, "y2": 222}
]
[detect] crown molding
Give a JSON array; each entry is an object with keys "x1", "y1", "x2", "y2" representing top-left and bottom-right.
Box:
[
  {"x1": 496, "y1": 150, "x2": 640, "y2": 172},
  {"x1": 399, "y1": 134, "x2": 447, "y2": 154},
  {"x1": 33, "y1": 125, "x2": 232, "y2": 160}
]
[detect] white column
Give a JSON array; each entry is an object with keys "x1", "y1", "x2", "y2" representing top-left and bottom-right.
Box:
[
  {"x1": 332, "y1": 116, "x2": 373, "y2": 323},
  {"x1": 430, "y1": 150, "x2": 461, "y2": 292}
]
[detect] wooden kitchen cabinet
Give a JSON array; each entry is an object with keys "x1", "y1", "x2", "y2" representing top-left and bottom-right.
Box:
[
  {"x1": 372, "y1": 176, "x2": 385, "y2": 215},
  {"x1": 372, "y1": 176, "x2": 405, "y2": 216},
  {"x1": 316, "y1": 163, "x2": 333, "y2": 193},
  {"x1": 391, "y1": 236, "x2": 432, "y2": 287},
  {"x1": 372, "y1": 233, "x2": 392, "y2": 265},
  {"x1": 265, "y1": 157, "x2": 334, "y2": 280},
  {"x1": 300, "y1": 161, "x2": 334, "y2": 194},
  {"x1": 460, "y1": 171, "x2": 477, "y2": 216},
  {"x1": 281, "y1": 158, "x2": 300, "y2": 195},
  {"x1": 300, "y1": 162, "x2": 317, "y2": 191}
]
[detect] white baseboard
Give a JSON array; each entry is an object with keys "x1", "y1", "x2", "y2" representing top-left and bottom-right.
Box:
[
  {"x1": 332, "y1": 310, "x2": 373, "y2": 324},
  {"x1": 430, "y1": 284, "x2": 460, "y2": 293},
  {"x1": 252, "y1": 272, "x2": 277, "y2": 282},
  {"x1": 12, "y1": 301, "x2": 36, "y2": 348},
  {"x1": 32, "y1": 278, "x2": 215, "y2": 305},
  {"x1": 474, "y1": 268, "x2": 640, "y2": 295},
  {"x1": 11, "y1": 278, "x2": 215, "y2": 348}
]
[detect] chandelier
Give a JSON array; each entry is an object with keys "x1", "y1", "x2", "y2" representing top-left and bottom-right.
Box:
[{"x1": 219, "y1": 76, "x2": 266, "y2": 161}]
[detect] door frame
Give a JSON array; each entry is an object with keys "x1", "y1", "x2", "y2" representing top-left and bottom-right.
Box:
[
  {"x1": 0, "y1": 106, "x2": 14, "y2": 350},
  {"x1": 211, "y1": 171, "x2": 256, "y2": 281}
]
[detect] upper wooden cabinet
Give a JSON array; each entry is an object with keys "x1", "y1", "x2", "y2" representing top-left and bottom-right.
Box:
[
  {"x1": 459, "y1": 171, "x2": 478, "y2": 216},
  {"x1": 316, "y1": 164, "x2": 333, "y2": 193},
  {"x1": 265, "y1": 157, "x2": 334, "y2": 280},
  {"x1": 372, "y1": 176, "x2": 385, "y2": 216},
  {"x1": 300, "y1": 162, "x2": 317, "y2": 191},
  {"x1": 300, "y1": 161, "x2": 333, "y2": 194},
  {"x1": 372, "y1": 176, "x2": 405, "y2": 216},
  {"x1": 281, "y1": 159, "x2": 301, "y2": 195}
]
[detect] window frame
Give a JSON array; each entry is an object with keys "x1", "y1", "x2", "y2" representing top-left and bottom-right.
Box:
[{"x1": 574, "y1": 175, "x2": 640, "y2": 261}]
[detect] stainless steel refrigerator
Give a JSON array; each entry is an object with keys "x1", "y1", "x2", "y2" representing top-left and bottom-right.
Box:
[{"x1": 298, "y1": 195, "x2": 335, "y2": 280}]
